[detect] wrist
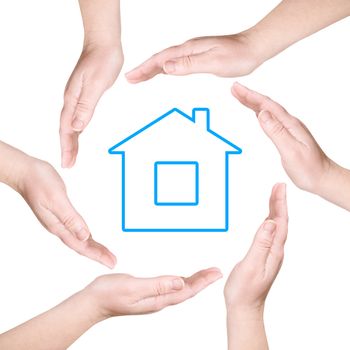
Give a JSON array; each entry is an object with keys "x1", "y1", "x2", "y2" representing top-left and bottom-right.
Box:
[
  {"x1": 83, "y1": 277, "x2": 117, "y2": 323},
  {"x1": 227, "y1": 304, "x2": 265, "y2": 324},
  {"x1": 0, "y1": 144, "x2": 33, "y2": 193},
  {"x1": 83, "y1": 31, "x2": 122, "y2": 51},
  {"x1": 80, "y1": 285, "x2": 110, "y2": 325},
  {"x1": 240, "y1": 26, "x2": 270, "y2": 68},
  {"x1": 14, "y1": 156, "x2": 42, "y2": 195},
  {"x1": 82, "y1": 39, "x2": 124, "y2": 66},
  {"x1": 315, "y1": 159, "x2": 350, "y2": 210}
]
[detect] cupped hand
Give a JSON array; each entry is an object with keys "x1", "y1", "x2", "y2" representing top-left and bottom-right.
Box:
[
  {"x1": 86, "y1": 268, "x2": 223, "y2": 318},
  {"x1": 60, "y1": 45, "x2": 123, "y2": 168},
  {"x1": 126, "y1": 33, "x2": 260, "y2": 83},
  {"x1": 232, "y1": 82, "x2": 333, "y2": 194},
  {"x1": 18, "y1": 157, "x2": 116, "y2": 268},
  {"x1": 224, "y1": 183, "x2": 288, "y2": 311}
]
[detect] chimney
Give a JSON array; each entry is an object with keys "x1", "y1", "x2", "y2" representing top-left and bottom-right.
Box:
[{"x1": 192, "y1": 108, "x2": 210, "y2": 130}]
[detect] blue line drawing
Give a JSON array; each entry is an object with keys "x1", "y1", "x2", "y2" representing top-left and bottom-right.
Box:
[
  {"x1": 154, "y1": 161, "x2": 199, "y2": 206},
  {"x1": 109, "y1": 107, "x2": 242, "y2": 232}
]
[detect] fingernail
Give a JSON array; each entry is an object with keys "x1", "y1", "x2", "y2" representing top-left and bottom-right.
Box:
[
  {"x1": 172, "y1": 278, "x2": 185, "y2": 290},
  {"x1": 233, "y1": 81, "x2": 244, "y2": 88},
  {"x1": 125, "y1": 69, "x2": 136, "y2": 76},
  {"x1": 164, "y1": 61, "x2": 176, "y2": 74},
  {"x1": 263, "y1": 220, "x2": 276, "y2": 234},
  {"x1": 104, "y1": 255, "x2": 116, "y2": 269},
  {"x1": 72, "y1": 118, "x2": 84, "y2": 131},
  {"x1": 258, "y1": 110, "x2": 273, "y2": 123},
  {"x1": 76, "y1": 227, "x2": 90, "y2": 241}
]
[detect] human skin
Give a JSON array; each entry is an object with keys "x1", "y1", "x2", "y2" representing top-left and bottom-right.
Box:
[
  {"x1": 231, "y1": 82, "x2": 350, "y2": 211},
  {"x1": 224, "y1": 183, "x2": 288, "y2": 350},
  {"x1": 126, "y1": 0, "x2": 350, "y2": 82},
  {"x1": 0, "y1": 268, "x2": 222, "y2": 350},
  {"x1": 60, "y1": 0, "x2": 123, "y2": 168},
  {"x1": 0, "y1": 141, "x2": 116, "y2": 268}
]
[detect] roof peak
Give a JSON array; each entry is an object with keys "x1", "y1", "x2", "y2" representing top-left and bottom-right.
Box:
[{"x1": 108, "y1": 107, "x2": 242, "y2": 154}]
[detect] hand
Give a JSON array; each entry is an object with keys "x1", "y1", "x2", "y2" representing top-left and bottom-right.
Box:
[
  {"x1": 17, "y1": 157, "x2": 116, "y2": 268},
  {"x1": 60, "y1": 45, "x2": 123, "y2": 168},
  {"x1": 86, "y1": 268, "x2": 223, "y2": 319},
  {"x1": 126, "y1": 33, "x2": 261, "y2": 83},
  {"x1": 232, "y1": 82, "x2": 334, "y2": 194},
  {"x1": 224, "y1": 183, "x2": 288, "y2": 313}
]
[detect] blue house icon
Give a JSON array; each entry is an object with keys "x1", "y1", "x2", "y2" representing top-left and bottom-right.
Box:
[{"x1": 109, "y1": 107, "x2": 242, "y2": 232}]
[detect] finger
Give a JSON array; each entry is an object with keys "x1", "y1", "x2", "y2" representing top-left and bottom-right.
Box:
[
  {"x1": 70, "y1": 83, "x2": 105, "y2": 133},
  {"x1": 60, "y1": 75, "x2": 82, "y2": 168},
  {"x1": 51, "y1": 193, "x2": 91, "y2": 242},
  {"x1": 59, "y1": 228, "x2": 117, "y2": 269},
  {"x1": 126, "y1": 44, "x2": 190, "y2": 83},
  {"x1": 162, "y1": 51, "x2": 218, "y2": 76},
  {"x1": 52, "y1": 196, "x2": 117, "y2": 268},
  {"x1": 59, "y1": 130, "x2": 79, "y2": 169},
  {"x1": 41, "y1": 207, "x2": 116, "y2": 269},
  {"x1": 268, "y1": 183, "x2": 288, "y2": 220},
  {"x1": 60, "y1": 97, "x2": 79, "y2": 168},
  {"x1": 81, "y1": 237, "x2": 117, "y2": 269},
  {"x1": 257, "y1": 110, "x2": 298, "y2": 156},
  {"x1": 231, "y1": 82, "x2": 295, "y2": 127},
  {"x1": 134, "y1": 276, "x2": 186, "y2": 299},
  {"x1": 245, "y1": 220, "x2": 277, "y2": 266},
  {"x1": 139, "y1": 268, "x2": 222, "y2": 313},
  {"x1": 268, "y1": 184, "x2": 288, "y2": 250},
  {"x1": 265, "y1": 184, "x2": 288, "y2": 275},
  {"x1": 183, "y1": 267, "x2": 223, "y2": 295}
]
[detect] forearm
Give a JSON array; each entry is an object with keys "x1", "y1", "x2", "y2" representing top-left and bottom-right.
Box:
[
  {"x1": 0, "y1": 141, "x2": 32, "y2": 192},
  {"x1": 78, "y1": 0, "x2": 121, "y2": 48},
  {"x1": 227, "y1": 307, "x2": 268, "y2": 350},
  {"x1": 0, "y1": 289, "x2": 103, "y2": 350},
  {"x1": 316, "y1": 160, "x2": 350, "y2": 211},
  {"x1": 245, "y1": 0, "x2": 350, "y2": 65}
]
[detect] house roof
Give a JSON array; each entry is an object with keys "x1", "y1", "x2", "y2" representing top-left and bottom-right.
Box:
[{"x1": 108, "y1": 107, "x2": 242, "y2": 154}]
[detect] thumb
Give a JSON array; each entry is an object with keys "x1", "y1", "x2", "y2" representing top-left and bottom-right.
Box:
[
  {"x1": 258, "y1": 110, "x2": 296, "y2": 155},
  {"x1": 245, "y1": 220, "x2": 277, "y2": 266},
  {"x1": 137, "y1": 276, "x2": 186, "y2": 298},
  {"x1": 53, "y1": 194, "x2": 91, "y2": 241},
  {"x1": 163, "y1": 53, "x2": 215, "y2": 76},
  {"x1": 71, "y1": 84, "x2": 104, "y2": 132}
]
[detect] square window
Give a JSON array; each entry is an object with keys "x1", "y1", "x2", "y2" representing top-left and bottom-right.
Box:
[{"x1": 154, "y1": 162, "x2": 199, "y2": 205}]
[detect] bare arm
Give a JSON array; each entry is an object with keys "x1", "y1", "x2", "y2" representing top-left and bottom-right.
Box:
[
  {"x1": 232, "y1": 82, "x2": 350, "y2": 212},
  {"x1": 78, "y1": 0, "x2": 121, "y2": 47},
  {"x1": 0, "y1": 140, "x2": 116, "y2": 267},
  {"x1": 0, "y1": 290, "x2": 97, "y2": 350},
  {"x1": 250, "y1": 0, "x2": 350, "y2": 64},
  {"x1": 126, "y1": 0, "x2": 350, "y2": 82},
  {"x1": 0, "y1": 269, "x2": 222, "y2": 350},
  {"x1": 60, "y1": 0, "x2": 123, "y2": 168},
  {"x1": 227, "y1": 309, "x2": 268, "y2": 350},
  {"x1": 225, "y1": 184, "x2": 288, "y2": 349}
]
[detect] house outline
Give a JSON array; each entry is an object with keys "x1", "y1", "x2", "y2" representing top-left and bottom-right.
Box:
[
  {"x1": 154, "y1": 161, "x2": 200, "y2": 206},
  {"x1": 108, "y1": 107, "x2": 242, "y2": 232}
]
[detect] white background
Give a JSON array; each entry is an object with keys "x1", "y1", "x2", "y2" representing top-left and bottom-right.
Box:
[{"x1": 0, "y1": 0, "x2": 350, "y2": 349}]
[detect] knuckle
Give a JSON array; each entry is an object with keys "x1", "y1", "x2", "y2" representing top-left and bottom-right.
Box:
[
  {"x1": 257, "y1": 237, "x2": 273, "y2": 250},
  {"x1": 61, "y1": 214, "x2": 80, "y2": 231},
  {"x1": 269, "y1": 121, "x2": 285, "y2": 137},
  {"x1": 154, "y1": 280, "x2": 168, "y2": 296},
  {"x1": 75, "y1": 99, "x2": 93, "y2": 114},
  {"x1": 182, "y1": 55, "x2": 193, "y2": 68}
]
